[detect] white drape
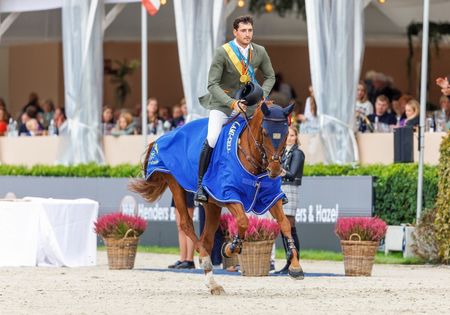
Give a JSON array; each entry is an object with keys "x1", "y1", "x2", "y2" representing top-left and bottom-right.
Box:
[
  {"x1": 305, "y1": 0, "x2": 365, "y2": 164},
  {"x1": 59, "y1": 0, "x2": 105, "y2": 164},
  {"x1": 173, "y1": 0, "x2": 226, "y2": 118}
]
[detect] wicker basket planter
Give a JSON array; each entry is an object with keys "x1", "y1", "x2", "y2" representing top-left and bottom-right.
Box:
[
  {"x1": 238, "y1": 240, "x2": 274, "y2": 276},
  {"x1": 340, "y1": 234, "x2": 378, "y2": 276},
  {"x1": 103, "y1": 235, "x2": 139, "y2": 270}
]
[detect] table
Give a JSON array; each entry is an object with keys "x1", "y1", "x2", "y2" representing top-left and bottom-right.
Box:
[{"x1": 0, "y1": 197, "x2": 98, "y2": 267}]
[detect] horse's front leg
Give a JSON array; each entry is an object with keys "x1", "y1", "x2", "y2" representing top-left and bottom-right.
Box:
[
  {"x1": 221, "y1": 203, "x2": 248, "y2": 258},
  {"x1": 270, "y1": 200, "x2": 304, "y2": 280}
]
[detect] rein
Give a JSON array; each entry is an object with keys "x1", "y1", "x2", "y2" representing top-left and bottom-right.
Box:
[{"x1": 237, "y1": 105, "x2": 286, "y2": 174}]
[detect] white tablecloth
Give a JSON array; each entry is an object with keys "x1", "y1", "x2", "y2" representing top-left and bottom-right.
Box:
[{"x1": 0, "y1": 197, "x2": 98, "y2": 267}]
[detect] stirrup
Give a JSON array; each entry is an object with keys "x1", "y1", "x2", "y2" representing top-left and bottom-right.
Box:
[{"x1": 194, "y1": 187, "x2": 208, "y2": 203}]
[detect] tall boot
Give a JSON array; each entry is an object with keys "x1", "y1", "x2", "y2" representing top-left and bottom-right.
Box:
[
  {"x1": 291, "y1": 226, "x2": 300, "y2": 259},
  {"x1": 194, "y1": 140, "x2": 214, "y2": 202}
]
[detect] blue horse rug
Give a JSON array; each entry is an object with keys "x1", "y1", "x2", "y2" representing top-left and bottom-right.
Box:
[{"x1": 145, "y1": 116, "x2": 285, "y2": 215}]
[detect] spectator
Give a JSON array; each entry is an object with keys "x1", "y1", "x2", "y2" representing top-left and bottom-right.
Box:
[
  {"x1": 0, "y1": 97, "x2": 7, "y2": 111},
  {"x1": 168, "y1": 191, "x2": 196, "y2": 269},
  {"x1": 102, "y1": 106, "x2": 115, "y2": 135},
  {"x1": 434, "y1": 95, "x2": 450, "y2": 132},
  {"x1": 171, "y1": 104, "x2": 185, "y2": 129},
  {"x1": 111, "y1": 111, "x2": 136, "y2": 136},
  {"x1": 367, "y1": 95, "x2": 397, "y2": 132},
  {"x1": 146, "y1": 97, "x2": 163, "y2": 135},
  {"x1": 21, "y1": 92, "x2": 42, "y2": 115},
  {"x1": 18, "y1": 107, "x2": 39, "y2": 136},
  {"x1": 272, "y1": 72, "x2": 297, "y2": 102},
  {"x1": 54, "y1": 107, "x2": 67, "y2": 135},
  {"x1": 158, "y1": 107, "x2": 172, "y2": 123},
  {"x1": 298, "y1": 85, "x2": 319, "y2": 133},
  {"x1": 23, "y1": 118, "x2": 42, "y2": 136},
  {"x1": 39, "y1": 99, "x2": 55, "y2": 130},
  {"x1": 355, "y1": 82, "x2": 373, "y2": 132},
  {"x1": 392, "y1": 94, "x2": 413, "y2": 126},
  {"x1": 274, "y1": 126, "x2": 305, "y2": 275},
  {"x1": 0, "y1": 108, "x2": 9, "y2": 136},
  {"x1": 402, "y1": 99, "x2": 420, "y2": 129}
]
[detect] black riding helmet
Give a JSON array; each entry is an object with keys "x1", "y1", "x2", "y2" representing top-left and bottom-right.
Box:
[{"x1": 235, "y1": 82, "x2": 264, "y2": 107}]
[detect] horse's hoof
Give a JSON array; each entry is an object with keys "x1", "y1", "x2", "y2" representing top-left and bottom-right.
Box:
[
  {"x1": 210, "y1": 285, "x2": 226, "y2": 295},
  {"x1": 288, "y1": 266, "x2": 305, "y2": 280}
]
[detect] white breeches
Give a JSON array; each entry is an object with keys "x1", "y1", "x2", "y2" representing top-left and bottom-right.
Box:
[{"x1": 206, "y1": 110, "x2": 229, "y2": 148}]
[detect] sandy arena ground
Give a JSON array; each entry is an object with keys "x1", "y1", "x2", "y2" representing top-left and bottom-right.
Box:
[{"x1": 1, "y1": 251, "x2": 449, "y2": 315}]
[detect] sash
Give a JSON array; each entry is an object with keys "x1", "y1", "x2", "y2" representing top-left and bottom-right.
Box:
[{"x1": 223, "y1": 41, "x2": 256, "y2": 83}]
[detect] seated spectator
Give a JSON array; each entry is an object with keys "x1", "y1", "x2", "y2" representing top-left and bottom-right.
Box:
[
  {"x1": 102, "y1": 106, "x2": 115, "y2": 135},
  {"x1": 171, "y1": 104, "x2": 185, "y2": 129},
  {"x1": 158, "y1": 106, "x2": 172, "y2": 123},
  {"x1": 23, "y1": 118, "x2": 42, "y2": 136},
  {"x1": 434, "y1": 95, "x2": 450, "y2": 131},
  {"x1": 355, "y1": 81, "x2": 373, "y2": 131},
  {"x1": 111, "y1": 112, "x2": 136, "y2": 136},
  {"x1": 392, "y1": 94, "x2": 413, "y2": 126},
  {"x1": 39, "y1": 99, "x2": 55, "y2": 130},
  {"x1": 54, "y1": 106, "x2": 67, "y2": 135},
  {"x1": 436, "y1": 75, "x2": 450, "y2": 96},
  {"x1": 0, "y1": 108, "x2": 9, "y2": 136},
  {"x1": 367, "y1": 95, "x2": 397, "y2": 132},
  {"x1": 401, "y1": 99, "x2": 420, "y2": 129}
]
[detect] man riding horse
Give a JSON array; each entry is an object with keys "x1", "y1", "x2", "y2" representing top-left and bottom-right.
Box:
[
  {"x1": 195, "y1": 15, "x2": 276, "y2": 203},
  {"x1": 130, "y1": 15, "x2": 304, "y2": 295}
]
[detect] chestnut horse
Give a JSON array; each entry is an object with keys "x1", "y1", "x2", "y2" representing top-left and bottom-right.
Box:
[{"x1": 130, "y1": 102, "x2": 304, "y2": 295}]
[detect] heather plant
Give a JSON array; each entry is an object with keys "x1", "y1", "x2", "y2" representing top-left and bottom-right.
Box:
[
  {"x1": 94, "y1": 212, "x2": 147, "y2": 239},
  {"x1": 222, "y1": 215, "x2": 280, "y2": 242},
  {"x1": 434, "y1": 132, "x2": 450, "y2": 263},
  {"x1": 335, "y1": 217, "x2": 387, "y2": 242}
]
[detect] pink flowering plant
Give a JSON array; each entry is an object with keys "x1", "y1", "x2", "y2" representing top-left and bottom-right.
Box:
[
  {"x1": 220, "y1": 214, "x2": 280, "y2": 242},
  {"x1": 94, "y1": 212, "x2": 147, "y2": 239},
  {"x1": 335, "y1": 217, "x2": 387, "y2": 242}
]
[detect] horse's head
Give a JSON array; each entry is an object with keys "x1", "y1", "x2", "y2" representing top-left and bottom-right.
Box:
[{"x1": 260, "y1": 102, "x2": 295, "y2": 178}]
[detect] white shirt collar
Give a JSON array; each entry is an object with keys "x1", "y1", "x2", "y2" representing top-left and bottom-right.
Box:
[{"x1": 233, "y1": 39, "x2": 252, "y2": 59}]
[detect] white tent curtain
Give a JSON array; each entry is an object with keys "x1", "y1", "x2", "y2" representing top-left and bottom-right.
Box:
[
  {"x1": 173, "y1": 0, "x2": 226, "y2": 118},
  {"x1": 305, "y1": 0, "x2": 365, "y2": 164},
  {"x1": 59, "y1": 0, "x2": 105, "y2": 164}
]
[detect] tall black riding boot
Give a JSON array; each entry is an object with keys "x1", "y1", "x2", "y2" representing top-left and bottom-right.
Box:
[
  {"x1": 194, "y1": 140, "x2": 214, "y2": 202},
  {"x1": 291, "y1": 226, "x2": 300, "y2": 259}
]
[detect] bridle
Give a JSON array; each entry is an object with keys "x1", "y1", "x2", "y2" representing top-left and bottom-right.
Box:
[{"x1": 236, "y1": 105, "x2": 288, "y2": 175}]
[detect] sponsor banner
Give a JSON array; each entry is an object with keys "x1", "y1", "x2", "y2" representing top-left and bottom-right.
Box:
[{"x1": 0, "y1": 176, "x2": 372, "y2": 251}]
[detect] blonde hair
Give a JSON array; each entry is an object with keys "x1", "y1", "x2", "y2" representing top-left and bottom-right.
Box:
[
  {"x1": 357, "y1": 81, "x2": 368, "y2": 103},
  {"x1": 119, "y1": 112, "x2": 133, "y2": 127},
  {"x1": 288, "y1": 126, "x2": 300, "y2": 146},
  {"x1": 405, "y1": 99, "x2": 419, "y2": 119}
]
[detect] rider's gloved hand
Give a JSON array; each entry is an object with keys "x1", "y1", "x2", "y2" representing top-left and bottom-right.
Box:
[{"x1": 233, "y1": 100, "x2": 248, "y2": 113}]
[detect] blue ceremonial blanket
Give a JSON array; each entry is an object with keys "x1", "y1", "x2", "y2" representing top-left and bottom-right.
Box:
[{"x1": 145, "y1": 117, "x2": 284, "y2": 215}]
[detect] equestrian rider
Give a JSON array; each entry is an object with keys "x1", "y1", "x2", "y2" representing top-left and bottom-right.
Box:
[{"x1": 195, "y1": 15, "x2": 276, "y2": 202}]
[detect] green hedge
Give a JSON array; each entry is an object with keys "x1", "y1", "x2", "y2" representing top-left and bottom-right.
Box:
[{"x1": 0, "y1": 163, "x2": 438, "y2": 225}]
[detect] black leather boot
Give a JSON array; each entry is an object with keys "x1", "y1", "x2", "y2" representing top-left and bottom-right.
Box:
[{"x1": 194, "y1": 140, "x2": 214, "y2": 202}]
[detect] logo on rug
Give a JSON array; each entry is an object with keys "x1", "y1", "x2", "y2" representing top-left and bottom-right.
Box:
[{"x1": 226, "y1": 121, "x2": 240, "y2": 153}]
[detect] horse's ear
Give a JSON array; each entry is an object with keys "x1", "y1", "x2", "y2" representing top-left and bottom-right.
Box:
[
  {"x1": 261, "y1": 102, "x2": 271, "y2": 116},
  {"x1": 283, "y1": 103, "x2": 295, "y2": 117}
]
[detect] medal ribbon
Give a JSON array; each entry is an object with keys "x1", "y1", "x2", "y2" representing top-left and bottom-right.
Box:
[{"x1": 223, "y1": 41, "x2": 256, "y2": 83}]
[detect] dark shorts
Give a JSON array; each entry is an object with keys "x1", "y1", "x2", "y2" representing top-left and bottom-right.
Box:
[{"x1": 171, "y1": 191, "x2": 195, "y2": 208}]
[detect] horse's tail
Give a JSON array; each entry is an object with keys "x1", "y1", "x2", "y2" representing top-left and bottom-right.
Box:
[{"x1": 128, "y1": 141, "x2": 168, "y2": 202}]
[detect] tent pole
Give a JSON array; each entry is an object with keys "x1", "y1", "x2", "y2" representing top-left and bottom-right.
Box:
[
  {"x1": 416, "y1": 0, "x2": 430, "y2": 223},
  {"x1": 141, "y1": 5, "x2": 148, "y2": 149}
]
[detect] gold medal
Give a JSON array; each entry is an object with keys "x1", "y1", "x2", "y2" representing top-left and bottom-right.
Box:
[{"x1": 240, "y1": 74, "x2": 249, "y2": 83}]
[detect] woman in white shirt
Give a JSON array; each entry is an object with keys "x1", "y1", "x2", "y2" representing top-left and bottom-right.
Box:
[{"x1": 355, "y1": 82, "x2": 373, "y2": 131}]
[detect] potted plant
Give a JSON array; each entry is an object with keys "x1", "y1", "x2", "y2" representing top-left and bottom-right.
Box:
[
  {"x1": 94, "y1": 212, "x2": 147, "y2": 270},
  {"x1": 335, "y1": 217, "x2": 387, "y2": 276},
  {"x1": 224, "y1": 214, "x2": 280, "y2": 276}
]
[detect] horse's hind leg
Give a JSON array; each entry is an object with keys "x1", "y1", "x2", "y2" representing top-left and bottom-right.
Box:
[
  {"x1": 165, "y1": 175, "x2": 206, "y2": 257},
  {"x1": 270, "y1": 200, "x2": 304, "y2": 280},
  {"x1": 199, "y1": 203, "x2": 225, "y2": 295}
]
